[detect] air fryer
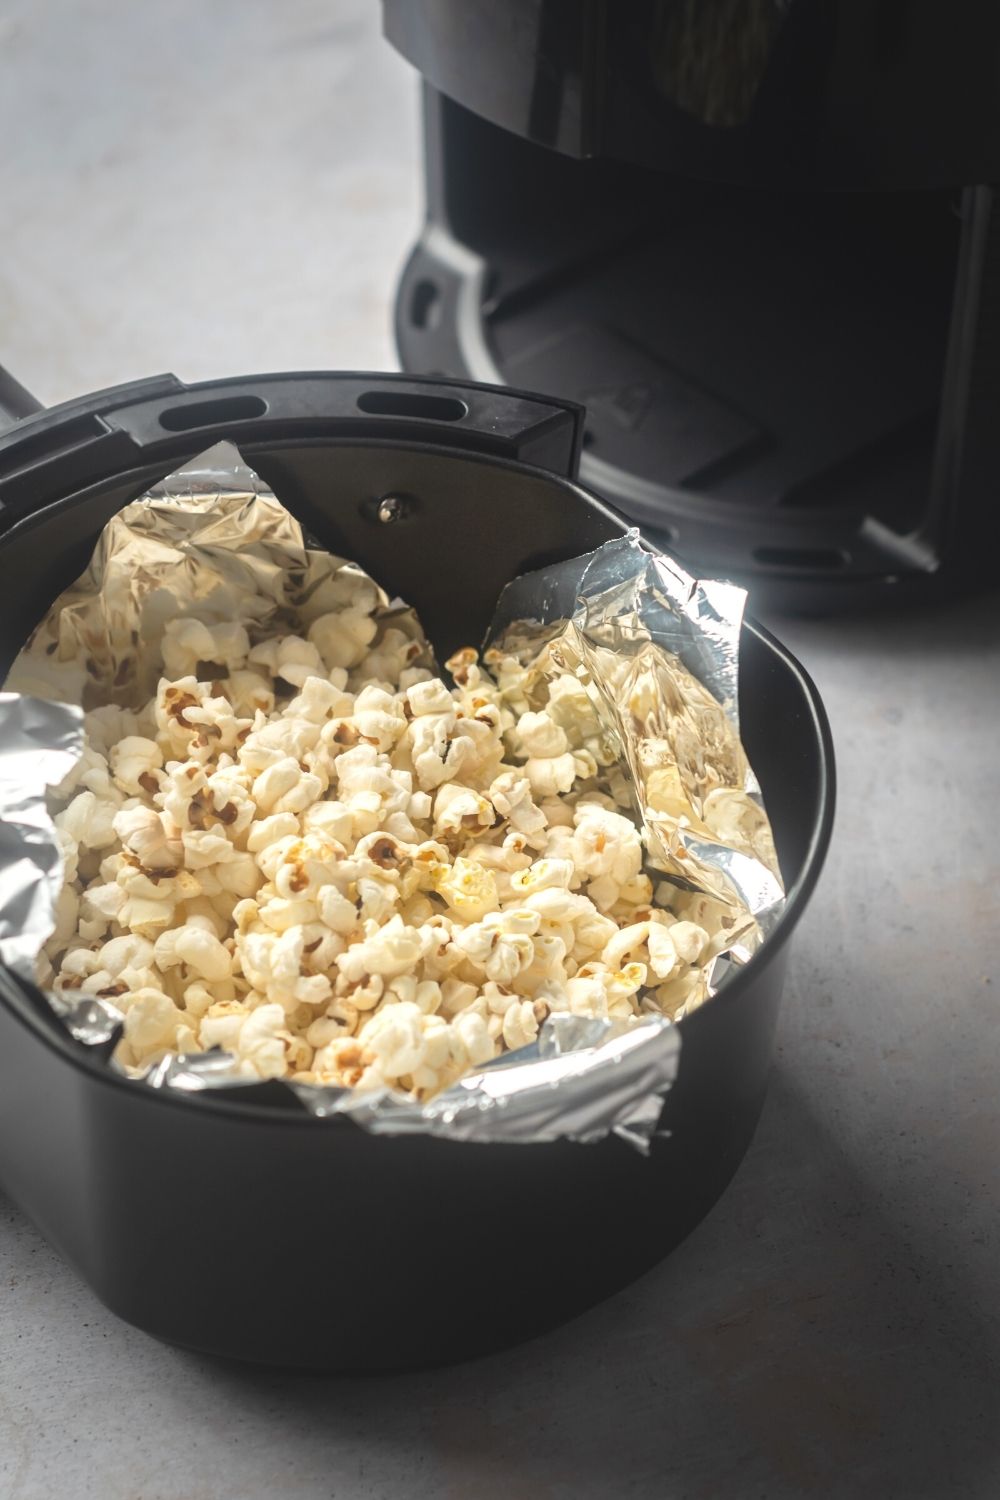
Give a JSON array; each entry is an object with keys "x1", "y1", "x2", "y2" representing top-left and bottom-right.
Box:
[
  {"x1": 386, "y1": 0, "x2": 1000, "y2": 609},
  {"x1": 0, "y1": 369, "x2": 833, "y2": 1369}
]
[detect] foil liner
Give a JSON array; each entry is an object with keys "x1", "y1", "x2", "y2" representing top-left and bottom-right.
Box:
[
  {"x1": 5, "y1": 442, "x2": 432, "y2": 711},
  {"x1": 489, "y1": 533, "x2": 785, "y2": 961},
  {"x1": 0, "y1": 694, "x2": 83, "y2": 980},
  {"x1": 0, "y1": 443, "x2": 783, "y2": 1152},
  {"x1": 144, "y1": 1014, "x2": 681, "y2": 1151}
]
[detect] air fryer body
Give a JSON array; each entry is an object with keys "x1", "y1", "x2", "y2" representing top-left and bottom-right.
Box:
[
  {"x1": 387, "y1": 1, "x2": 1000, "y2": 608},
  {"x1": 0, "y1": 371, "x2": 833, "y2": 1370}
]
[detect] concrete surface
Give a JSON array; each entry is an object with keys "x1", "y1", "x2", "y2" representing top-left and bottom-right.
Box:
[{"x1": 1, "y1": 3, "x2": 998, "y2": 1498}]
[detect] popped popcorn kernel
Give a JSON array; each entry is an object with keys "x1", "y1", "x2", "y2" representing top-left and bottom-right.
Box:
[{"x1": 47, "y1": 615, "x2": 715, "y2": 1100}]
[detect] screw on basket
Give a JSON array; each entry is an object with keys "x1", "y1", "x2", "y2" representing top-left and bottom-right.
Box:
[{"x1": 376, "y1": 495, "x2": 407, "y2": 525}]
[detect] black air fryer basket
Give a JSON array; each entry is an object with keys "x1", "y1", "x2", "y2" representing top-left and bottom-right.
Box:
[{"x1": 0, "y1": 370, "x2": 834, "y2": 1371}]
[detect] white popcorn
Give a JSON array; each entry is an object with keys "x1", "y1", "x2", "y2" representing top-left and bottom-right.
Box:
[
  {"x1": 570, "y1": 804, "x2": 644, "y2": 911},
  {"x1": 433, "y1": 783, "x2": 494, "y2": 838},
  {"x1": 113, "y1": 805, "x2": 181, "y2": 870},
  {"x1": 47, "y1": 614, "x2": 722, "y2": 1098},
  {"x1": 154, "y1": 924, "x2": 232, "y2": 982},
  {"x1": 248, "y1": 634, "x2": 325, "y2": 687},
  {"x1": 402, "y1": 707, "x2": 456, "y2": 791},
  {"x1": 270, "y1": 830, "x2": 344, "y2": 902},
  {"x1": 336, "y1": 914, "x2": 423, "y2": 982},
  {"x1": 666, "y1": 920, "x2": 708, "y2": 966},
  {"x1": 601, "y1": 919, "x2": 681, "y2": 980},
  {"x1": 356, "y1": 875, "x2": 400, "y2": 924},
  {"x1": 48, "y1": 884, "x2": 81, "y2": 951},
  {"x1": 56, "y1": 789, "x2": 121, "y2": 852},
  {"x1": 109, "y1": 736, "x2": 164, "y2": 797},
  {"x1": 509, "y1": 857, "x2": 575, "y2": 896},
  {"x1": 82, "y1": 705, "x2": 141, "y2": 758},
  {"x1": 406, "y1": 678, "x2": 454, "y2": 717},
  {"x1": 246, "y1": 811, "x2": 300, "y2": 853},
  {"x1": 438, "y1": 977, "x2": 479, "y2": 1018},
  {"x1": 516, "y1": 710, "x2": 569, "y2": 759},
  {"x1": 523, "y1": 751, "x2": 578, "y2": 799},
  {"x1": 162, "y1": 617, "x2": 250, "y2": 679},
  {"x1": 452, "y1": 1008, "x2": 496, "y2": 1067},
  {"x1": 501, "y1": 998, "x2": 543, "y2": 1052},
  {"x1": 252, "y1": 756, "x2": 323, "y2": 816},
  {"x1": 545, "y1": 672, "x2": 604, "y2": 744},
  {"x1": 488, "y1": 771, "x2": 547, "y2": 841},
  {"x1": 350, "y1": 685, "x2": 408, "y2": 751},
  {"x1": 317, "y1": 883, "x2": 360, "y2": 935},
  {"x1": 120, "y1": 988, "x2": 196, "y2": 1065},
  {"x1": 652, "y1": 966, "x2": 707, "y2": 1021},
  {"x1": 199, "y1": 1001, "x2": 301, "y2": 1079},
  {"x1": 301, "y1": 799, "x2": 354, "y2": 846},
  {"x1": 287, "y1": 675, "x2": 352, "y2": 724},
  {"x1": 358, "y1": 626, "x2": 424, "y2": 688},
  {"x1": 451, "y1": 914, "x2": 535, "y2": 986},
  {"x1": 78, "y1": 880, "x2": 125, "y2": 939},
  {"x1": 223, "y1": 669, "x2": 276, "y2": 718},
  {"x1": 154, "y1": 677, "x2": 212, "y2": 755},
  {"x1": 436, "y1": 857, "x2": 499, "y2": 921},
  {"x1": 256, "y1": 896, "x2": 320, "y2": 933},
  {"x1": 308, "y1": 608, "x2": 378, "y2": 671},
  {"x1": 238, "y1": 926, "x2": 332, "y2": 1009},
  {"x1": 358, "y1": 1001, "x2": 425, "y2": 1081},
  {"x1": 242, "y1": 713, "x2": 322, "y2": 765}
]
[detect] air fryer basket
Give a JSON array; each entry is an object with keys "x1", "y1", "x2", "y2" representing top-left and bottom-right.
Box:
[{"x1": 0, "y1": 371, "x2": 833, "y2": 1371}]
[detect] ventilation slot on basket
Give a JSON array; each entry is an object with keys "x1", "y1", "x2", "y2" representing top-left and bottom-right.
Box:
[
  {"x1": 753, "y1": 546, "x2": 848, "y2": 570},
  {"x1": 357, "y1": 390, "x2": 467, "y2": 422},
  {"x1": 0, "y1": 412, "x2": 107, "y2": 474},
  {"x1": 159, "y1": 395, "x2": 268, "y2": 431}
]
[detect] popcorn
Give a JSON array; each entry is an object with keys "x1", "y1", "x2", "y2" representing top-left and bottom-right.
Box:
[
  {"x1": 251, "y1": 757, "x2": 323, "y2": 816},
  {"x1": 46, "y1": 611, "x2": 721, "y2": 1102},
  {"x1": 153, "y1": 923, "x2": 232, "y2": 982},
  {"x1": 238, "y1": 926, "x2": 332, "y2": 1010},
  {"x1": 120, "y1": 988, "x2": 197, "y2": 1066},
  {"x1": 488, "y1": 770, "x2": 547, "y2": 842},
  {"x1": 501, "y1": 997, "x2": 543, "y2": 1052},
  {"x1": 433, "y1": 783, "x2": 494, "y2": 838},
  {"x1": 406, "y1": 678, "x2": 453, "y2": 717},
  {"x1": 308, "y1": 608, "x2": 378, "y2": 672},
  {"x1": 162, "y1": 618, "x2": 250, "y2": 679},
  {"x1": 199, "y1": 1000, "x2": 306, "y2": 1079},
  {"x1": 668, "y1": 920, "x2": 709, "y2": 966},
  {"x1": 336, "y1": 914, "x2": 423, "y2": 982},
  {"x1": 56, "y1": 788, "x2": 121, "y2": 852},
  {"x1": 82, "y1": 704, "x2": 142, "y2": 758},
  {"x1": 436, "y1": 856, "x2": 499, "y2": 921},
  {"x1": 247, "y1": 634, "x2": 325, "y2": 687},
  {"x1": 222, "y1": 669, "x2": 276, "y2": 718},
  {"x1": 110, "y1": 736, "x2": 164, "y2": 797}
]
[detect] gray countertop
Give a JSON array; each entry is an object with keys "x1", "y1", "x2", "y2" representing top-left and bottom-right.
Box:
[{"x1": 1, "y1": 3, "x2": 998, "y2": 1497}]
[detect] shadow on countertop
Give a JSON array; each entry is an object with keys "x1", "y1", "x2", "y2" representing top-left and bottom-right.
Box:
[{"x1": 182, "y1": 1069, "x2": 1000, "y2": 1499}]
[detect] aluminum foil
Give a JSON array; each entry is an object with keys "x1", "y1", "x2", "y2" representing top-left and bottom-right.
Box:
[
  {"x1": 5, "y1": 443, "x2": 432, "y2": 711},
  {"x1": 489, "y1": 532, "x2": 785, "y2": 963},
  {"x1": 0, "y1": 442, "x2": 782, "y2": 1152},
  {"x1": 0, "y1": 694, "x2": 83, "y2": 979}
]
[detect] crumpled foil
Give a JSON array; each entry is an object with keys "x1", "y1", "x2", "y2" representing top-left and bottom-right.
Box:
[
  {"x1": 0, "y1": 442, "x2": 782, "y2": 1152},
  {"x1": 6, "y1": 443, "x2": 432, "y2": 711},
  {"x1": 488, "y1": 532, "x2": 785, "y2": 962},
  {"x1": 0, "y1": 694, "x2": 83, "y2": 979}
]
